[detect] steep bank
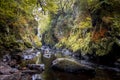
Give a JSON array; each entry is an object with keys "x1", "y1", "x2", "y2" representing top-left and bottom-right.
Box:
[
  {"x1": 40, "y1": 0, "x2": 120, "y2": 64},
  {"x1": 0, "y1": 0, "x2": 41, "y2": 56}
]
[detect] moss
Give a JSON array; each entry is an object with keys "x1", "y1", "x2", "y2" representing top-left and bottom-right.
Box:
[
  {"x1": 24, "y1": 42, "x2": 32, "y2": 48},
  {"x1": 20, "y1": 59, "x2": 35, "y2": 67},
  {"x1": 53, "y1": 0, "x2": 120, "y2": 56},
  {"x1": 0, "y1": 0, "x2": 40, "y2": 54},
  {"x1": 55, "y1": 16, "x2": 92, "y2": 53}
]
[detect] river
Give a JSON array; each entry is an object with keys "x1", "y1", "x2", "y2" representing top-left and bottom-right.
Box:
[
  {"x1": 22, "y1": 47, "x2": 120, "y2": 80},
  {"x1": 30, "y1": 46, "x2": 120, "y2": 80}
]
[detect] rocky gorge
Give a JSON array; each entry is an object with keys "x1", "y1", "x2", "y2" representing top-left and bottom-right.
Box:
[
  {"x1": 0, "y1": 0, "x2": 120, "y2": 80},
  {"x1": 0, "y1": 45, "x2": 120, "y2": 80}
]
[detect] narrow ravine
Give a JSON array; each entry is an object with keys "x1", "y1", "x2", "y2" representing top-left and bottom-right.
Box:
[
  {"x1": 0, "y1": 0, "x2": 120, "y2": 80},
  {"x1": 21, "y1": 45, "x2": 120, "y2": 80}
]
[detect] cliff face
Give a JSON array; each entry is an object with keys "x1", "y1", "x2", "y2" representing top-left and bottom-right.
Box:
[
  {"x1": 42, "y1": 0, "x2": 120, "y2": 57},
  {"x1": 0, "y1": 0, "x2": 41, "y2": 55},
  {"x1": 0, "y1": 0, "x2": 120, "y2": 60}
]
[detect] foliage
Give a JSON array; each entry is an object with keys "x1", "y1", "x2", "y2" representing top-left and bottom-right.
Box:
[
  {"x1": 56, "y1": 17, "x2": 92, "y2": 53},
  {"x1": 54, "y1": 0, "x2": 120, "y2": 56},
  {"x1": 0, "y1": 0, "x2": 120, "y2": 57},
  {"x1": 0, "y1": 0, "x2": 41, "y2": 52},
  {"x1": 35, "y1": 0, "x2": 120, "y2": 56},
  {"x1": 37, "y1": 0, "x2": 58, "y2": 14}
]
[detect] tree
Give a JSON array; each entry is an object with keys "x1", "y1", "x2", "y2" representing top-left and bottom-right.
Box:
[{"x1": 0, "y1": 0, "x2": 41, "y2": 52}]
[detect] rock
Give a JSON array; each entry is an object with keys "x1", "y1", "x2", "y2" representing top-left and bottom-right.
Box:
[
  {"x1": 51, "y1": 58, "x2": 95, "y2": 75},
  {"x1": 116, "y1": 58, "x2": 120, "y2": 64},
  {"x1": 72, "y1": 52, "x2": 81, "y2": 60},
  {"x1": 32, "y1": 74, "x2": 42, "y2": 80},
  {"x1": 22, "y1": 70, "x2": 42, "y2": 74},
  {"x1": 0, "y1": 62, "x2": 12, "y2": 74},
  {"x1": 27, "y1": 64, "x2": 45, "y2": 71},
  {"x1": 43, "y1": 53, "x2": 51, "y2": 58},
  {"x1": 0, "y1": 75, "x2": 10, "y2": 80},
  {"x1": 22, "y1": 54, "x2": 34, "y2": 60},
  {"x1": 8, "y1": 59, "x2": 17, "y2": 67},
  {"x1": 0, "y1": 62, "x2": 22, "y2": 80},
  {"x1": 21, "y1": 74, "x2": 32, "y2": 80},
  {"x1": 2, "y1": 54, "x2": 22, "y2": 68},
  {"x1": 9, "y1": 68, "x2": 19, "y2": 74},
  {"x1": 22, "y1": 49, "x2": 40, "y2": 60},
  {"x1": 61, "y1": 49, "x2": 72, "y2": 56},
  {"x1": 0, "y1": 72, "x2": 21, "y2": 80},
  {"x1": 2, "y1": 54, "x2": 11, "y2": 62}
]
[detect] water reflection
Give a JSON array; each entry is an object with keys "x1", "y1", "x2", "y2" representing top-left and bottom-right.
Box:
[
  {"x1": 38, "y1": 46, "x2": 120, "y2": 80},
  {"x1": 21, "y1": 47, "x2": 120, "y2": 80},
  {"x1": 41, "y1": 69, "x2": 120, "y2": 80},
  {"x1": 42, "y1": 70, "x2": 94, "y2": 80}
]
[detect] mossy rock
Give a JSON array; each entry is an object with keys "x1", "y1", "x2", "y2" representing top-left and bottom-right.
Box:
[
  {"x1": 51, "y1": 58, "x2": 95, "y2": 75},
  {"x1": 20, "y1": 56, "x2": 39, "y2": 67}
]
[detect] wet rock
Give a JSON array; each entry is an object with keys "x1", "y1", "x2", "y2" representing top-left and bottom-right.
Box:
[
  {"x1": 27, "y1": 64, "x2": 45, "y2": 71},
  {"x1": 117, "y1": 58, "x2": 120, "y2": 62},
  {"x1": 20, "y1": 49, "x2": 42, "y2": 66},
  {"x1": 22, "y1": 54, "x2": 35, "y2": 60},
  {"x1": 51, "y1": 58, "x2": 95, "y2": 75},
  {"x1": 43, "y1": 53, "x2": 51, "y2": 58},
  {"x1": 22, "y1": 70, "x2": 42, "y2": 74},
  {"x1": 0, "y1": 72, "x2": 21, "y2": 80},
  {"x1": 0, "y1": 62, "x2": 12, "y2": 74},
  {"x1": 22, "y1": 48, "x2": 41, "y2": 60},
  {"x1": 11, "y1": 54, "x2": 22, "y2": 63},
  {"x1": 0, "y1": 61, "x2": 43, "y2": 80},
  {"x1": 32, "y1": 74, "x2": 42, "y2": 80},
  {"x1": 98, "y1": 65, "x2": 120, "y2": 72},
  {"x1": 0, "y1": 75, "x2": 10, "y2": 80},
  {"x1": 9, "y1": 68, "x2": 19, "y2": 74},
  {"x1": 72, "y1": 53, "x2": 81, "y2": 60},
  {"x1": 2, "y1": 54, "x2": 22, "y2": 68},
  {"x1": 21, "y1": 74, "x2": 32, "y2": 80},
  {"x1": 61, "y1": 49, "x2": 72, "y2": 56},
  {"x1": 0, "y1": 62, "x2": 24, "y2": 80},
  {"x1": 8, "y1": 59, "x2": 17, "y2": 67},
  {"x1": 0, "y1": 62, "x2": 19, "y2": 73},
  {"x1": 114, "y1": 58, "x2": 120, "y2": 68},
  {"x1": 2, "y1": 54, "x2": 11, "y2": 62},
  {"x1": 40, "y1": 46, "x2": 49, "y2": 51}
]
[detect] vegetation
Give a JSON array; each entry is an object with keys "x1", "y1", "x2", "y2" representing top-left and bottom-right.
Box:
[
  {"x1": 39, "y1": 0, "x2": 120, "y2": 56},
  {"x1": 0, "y1": 0, "x2": 120, "y2": 57},
  {"x1": 0, "y1": 1, "x2": 120, "y2": 80},
  {"x1": 0, "y1": 0, "x2": 41, "y2": 54}
]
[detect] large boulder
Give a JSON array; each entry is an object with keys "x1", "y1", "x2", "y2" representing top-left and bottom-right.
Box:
[{"x1": 51, "y1": 58, "x2": 95, "y2": 75}]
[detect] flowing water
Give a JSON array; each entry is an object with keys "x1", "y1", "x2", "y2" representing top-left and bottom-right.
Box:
[
  {"x1": 42, "y1": 68, "x2": 118, "y2": 80},
  {"x1": 40, "y1": 66, "x2": 120, "y2": 80},
  {"x1": 22, "y1": 46, "x2": 120, "y2": 80},
  {"x1": 32, "y1": 46, "x2": 120, "y2": 80},
  {"x1": 31, "y1": 5, "x2": 120, "y2": 80},
  {"x1": 40, "y1": 60, "x2": 120, "y2": 80}
]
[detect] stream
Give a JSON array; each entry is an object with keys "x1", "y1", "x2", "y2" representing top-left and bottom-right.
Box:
[{"x1": 22, "y1": 46, "x2": 120, "y2": 80}]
